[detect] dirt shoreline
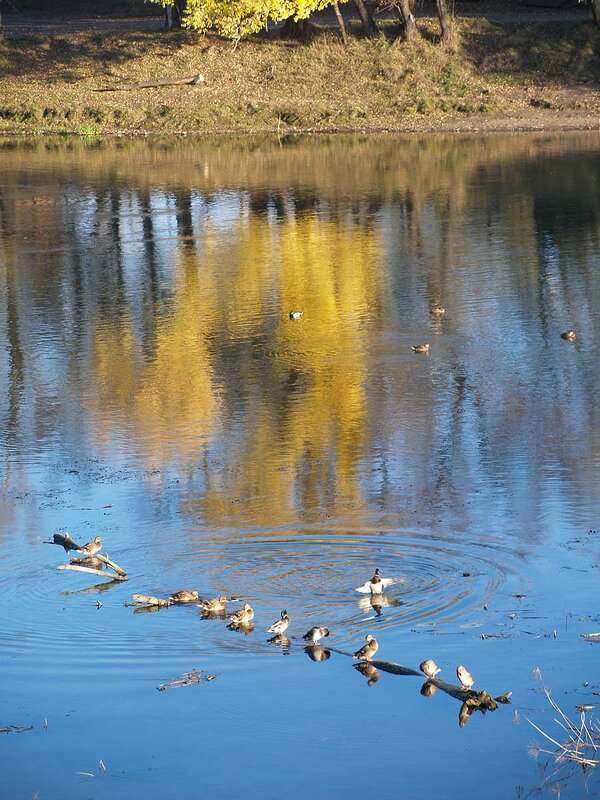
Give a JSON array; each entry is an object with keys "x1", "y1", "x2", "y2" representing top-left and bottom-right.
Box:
[
  {"x1": 1, "y1": 114, "x2": 599, "y2": 138},
  {"x1": 0, "y1": 13, "x2": 598, "y2": 139}
]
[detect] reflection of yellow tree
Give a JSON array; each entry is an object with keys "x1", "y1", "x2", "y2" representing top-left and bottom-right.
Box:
[
  {"x1": 89, "y1": 211, "x2": 384, "y2": 525},
  {"x1": 90, "y1": 259, "x2": 219, "y2": 465}
]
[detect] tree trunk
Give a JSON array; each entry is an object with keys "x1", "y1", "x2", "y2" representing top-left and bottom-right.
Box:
[
  {"x1": 353, "y1": 0, "x2": 378, "y2": 37},
  {"x1": 165, "y1": 1, "x2": 185, "y2": 29},
  {"x1": 592, "y1": 0, "x2": 600, "y2": 28},
  {"x1": 395, "y1": 0, "x2": 418, "y2": 41},
  {"x1": 332, "y1": 2, "x2": 348, "y2": 45},
  {"x1": 280, "y1": 16, "x2": 314, "y2": 40},
  {"x1": 436, "y1": 0, "x2": 454, "y2": 43}
]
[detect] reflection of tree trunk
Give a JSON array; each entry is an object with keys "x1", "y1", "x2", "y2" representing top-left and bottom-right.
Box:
[
  {"x1": 174, "y1": 189, "x2": 195, "y2": 249},
  {"x1": 592, "y1": 0, "x2": 600, "y2": 27},
  {"x1": 395, "y1": 0, "x2": 418, "y2": 41},
  {"x1": 0, "y1": 4, "x2": 4, "y2": 44},
  {"x1": 436, "y1": 0, "x2": 454, "y2": 43},
  {"x1": 354, "y1": 0, "x2": 378, "y2": 37},
  {"x1": 6, "y1": 265, "x2": 24, "y2": 433},
  {"x1": 332, "y1": 3, "x2": 348, "y2": 45},
  {"x1": 138, "y1": 188, "x2": 161, "y2": 359}
]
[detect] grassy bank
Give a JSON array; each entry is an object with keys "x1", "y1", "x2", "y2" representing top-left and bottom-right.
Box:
[{"x1": 0, "y1": 17, "x2": 599, "y2": 135}]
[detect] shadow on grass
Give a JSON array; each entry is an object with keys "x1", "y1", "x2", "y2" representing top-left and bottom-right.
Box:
[
  {"x1": 462, "y1": 19, "x2": 600, "y2": 83},
  {"x1": 0, "y1": 29, "x2": 201, "y2": 82}
]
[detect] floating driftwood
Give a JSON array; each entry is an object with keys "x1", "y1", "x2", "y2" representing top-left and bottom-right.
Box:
[
  {"x1": 157, "y1": 670, "x2": 218, "y2": 691},
  {"x1": 129, "y1": 594, "x2": 171, "y2": 607},
  {"x1": 581, "y1": 632, "x2": 600, "y2": 642},
  {"x1": 93, "y1": 74, "x2": 205, "y2": 92},
  {"x1": 0, "y1": 724, "x2": 33, "y2": 734},
  {"x1": 57, "y1": 563, "x2": 128, "y2": 582}
]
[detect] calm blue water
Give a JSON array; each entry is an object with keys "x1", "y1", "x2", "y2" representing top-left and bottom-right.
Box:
[{"x1": 0, "y1": 134, "x2": 599, "y2": 799}]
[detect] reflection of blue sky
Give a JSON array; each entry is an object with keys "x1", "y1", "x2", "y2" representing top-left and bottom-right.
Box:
[{"x1": 2, "y1": 134, "x2": 600, "y2": 797}]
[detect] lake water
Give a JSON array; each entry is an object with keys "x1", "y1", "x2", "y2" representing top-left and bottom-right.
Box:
[{"x1": 0, "y1": 133, "x2": 599, "y2": 799}]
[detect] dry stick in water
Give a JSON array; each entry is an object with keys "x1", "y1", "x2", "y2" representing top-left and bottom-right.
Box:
[
  {"x1": 57, "y1": 564, "x2": 128, "y2": 581},
  {"x1": 130, "y1": 594, "x2": 171, "y2": 607}
]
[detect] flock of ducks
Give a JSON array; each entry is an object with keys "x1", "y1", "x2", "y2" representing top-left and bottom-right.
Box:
[
  {"x1": 290, "y1": 304, "x2": 577, "y2": 354},
  {"x1": 62, "y1": 534, "x2": 482, "y2": 691},
  {"x1": 162, "y1": 566, "x2": 477, "y2": 689}
]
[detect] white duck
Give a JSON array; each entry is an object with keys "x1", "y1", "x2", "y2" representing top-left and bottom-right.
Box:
[{"x1": 355, "y1": 568, "x2": 397, "y2": 595}]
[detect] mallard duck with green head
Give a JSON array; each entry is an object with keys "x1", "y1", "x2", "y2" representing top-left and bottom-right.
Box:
[
  {"x1": 355, "y1": 568, "x2": 398, "y2": 595},
  {"x1": 267, "y1": 610, "x2": 290, "y2": 636}
]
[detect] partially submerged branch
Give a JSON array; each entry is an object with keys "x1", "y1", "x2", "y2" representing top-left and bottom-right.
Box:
[{"x1": 57, "y1": 564, "x2": 128, "y2": 581}]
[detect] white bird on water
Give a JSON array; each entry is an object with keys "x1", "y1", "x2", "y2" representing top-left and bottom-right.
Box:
[{"x1": 355, "y1": 568, "x2": 398, "y2": 595}]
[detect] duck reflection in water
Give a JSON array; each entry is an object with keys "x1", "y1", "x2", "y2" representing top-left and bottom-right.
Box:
[
  {"x1": 304, "y1": 645, "x2": 331, "y2": 662},
  {"x1": 458, "y1": 701, "x2": 474, "y2": 728},
  {"x1": 358, "y1": 594, "x2": 403, "y2": 617},
  {"x1": 200, "y1": 608, "x2": 227, "y2": 621},
  {"x1": 227, "y1": 620, "x2": 255, "y2": 635},
  {"x1": 420, "y1": 681, "x2": 438, "y2": 698},
  {"x1": 268, "y1": 634, "x2": 291, "y2": 652},
  {"x1": 354, "y1": 661, "x2": 380, "y2": 687}
]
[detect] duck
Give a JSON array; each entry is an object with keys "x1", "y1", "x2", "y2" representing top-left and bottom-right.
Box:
[
  {"x1": 267, "y1": 610, "x2": 290, "y2": 636},
  {"x1": 456, "y1": 664, "x2": 475, "y2": 690},
  {"x1": 229, "y1": 603, "x2": 254, "y2": 626},
  {"x1": 199, "y1": 595, "x2": 227, "y2": 612},
  {"x1": 561, "y1": 330, "x2": 576, "y2": 341},
  {"x1": 412, "y1": 343, "x2": 430, "y2": 354},
  {"x1": 420, "y1": 659, "x2": 441, "y2": 679},
  {"x1": 289, "y1": 310, "x2": 303, "y2": 320},
  {"x1": 431, "y1": 305, "x2": 445, "y2": 316},
  {"x1": 302, "y1": 626, "x2": 330, "y2": 644},
  {"x1": 353, "y1": 634, "x2": 378, "y2": 661},
  {"x1": 77, "y1": 536, "x2": 103, "y2": 557},
  {"x1": 169, "y1": 589, "x2": 199, "y2": 603},
  {"x1": 355, "y1": 568, "x2": 398, "y2": 595}
]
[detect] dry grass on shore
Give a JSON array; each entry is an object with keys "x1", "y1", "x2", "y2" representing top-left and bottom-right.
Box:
[{"x1": 0, "y1": 18, "x2": 598, "y2": 135}]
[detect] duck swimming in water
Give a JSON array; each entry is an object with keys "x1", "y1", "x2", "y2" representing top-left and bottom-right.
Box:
[
  {"x1": 412, "y1": 343, "x2": 430, "y2": 354},
  {"x1": 355, "y1": 568, "x2": 398, "y2": 595},
  {"x1": 267, "y1": 610, "x2": 290, "y2": 636},
  {"x1": 199, "y1": 596, "x2": 227, "y2": 612},
  {"x1": 169, "y1": 589, "x2": 199, "y2": 603},
  {"x1": 561, "y1": 330, "x2": 576, "y2": 341},
  {"x1": 229, "y1": 603, "x2": 254, "y2": 626}
]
